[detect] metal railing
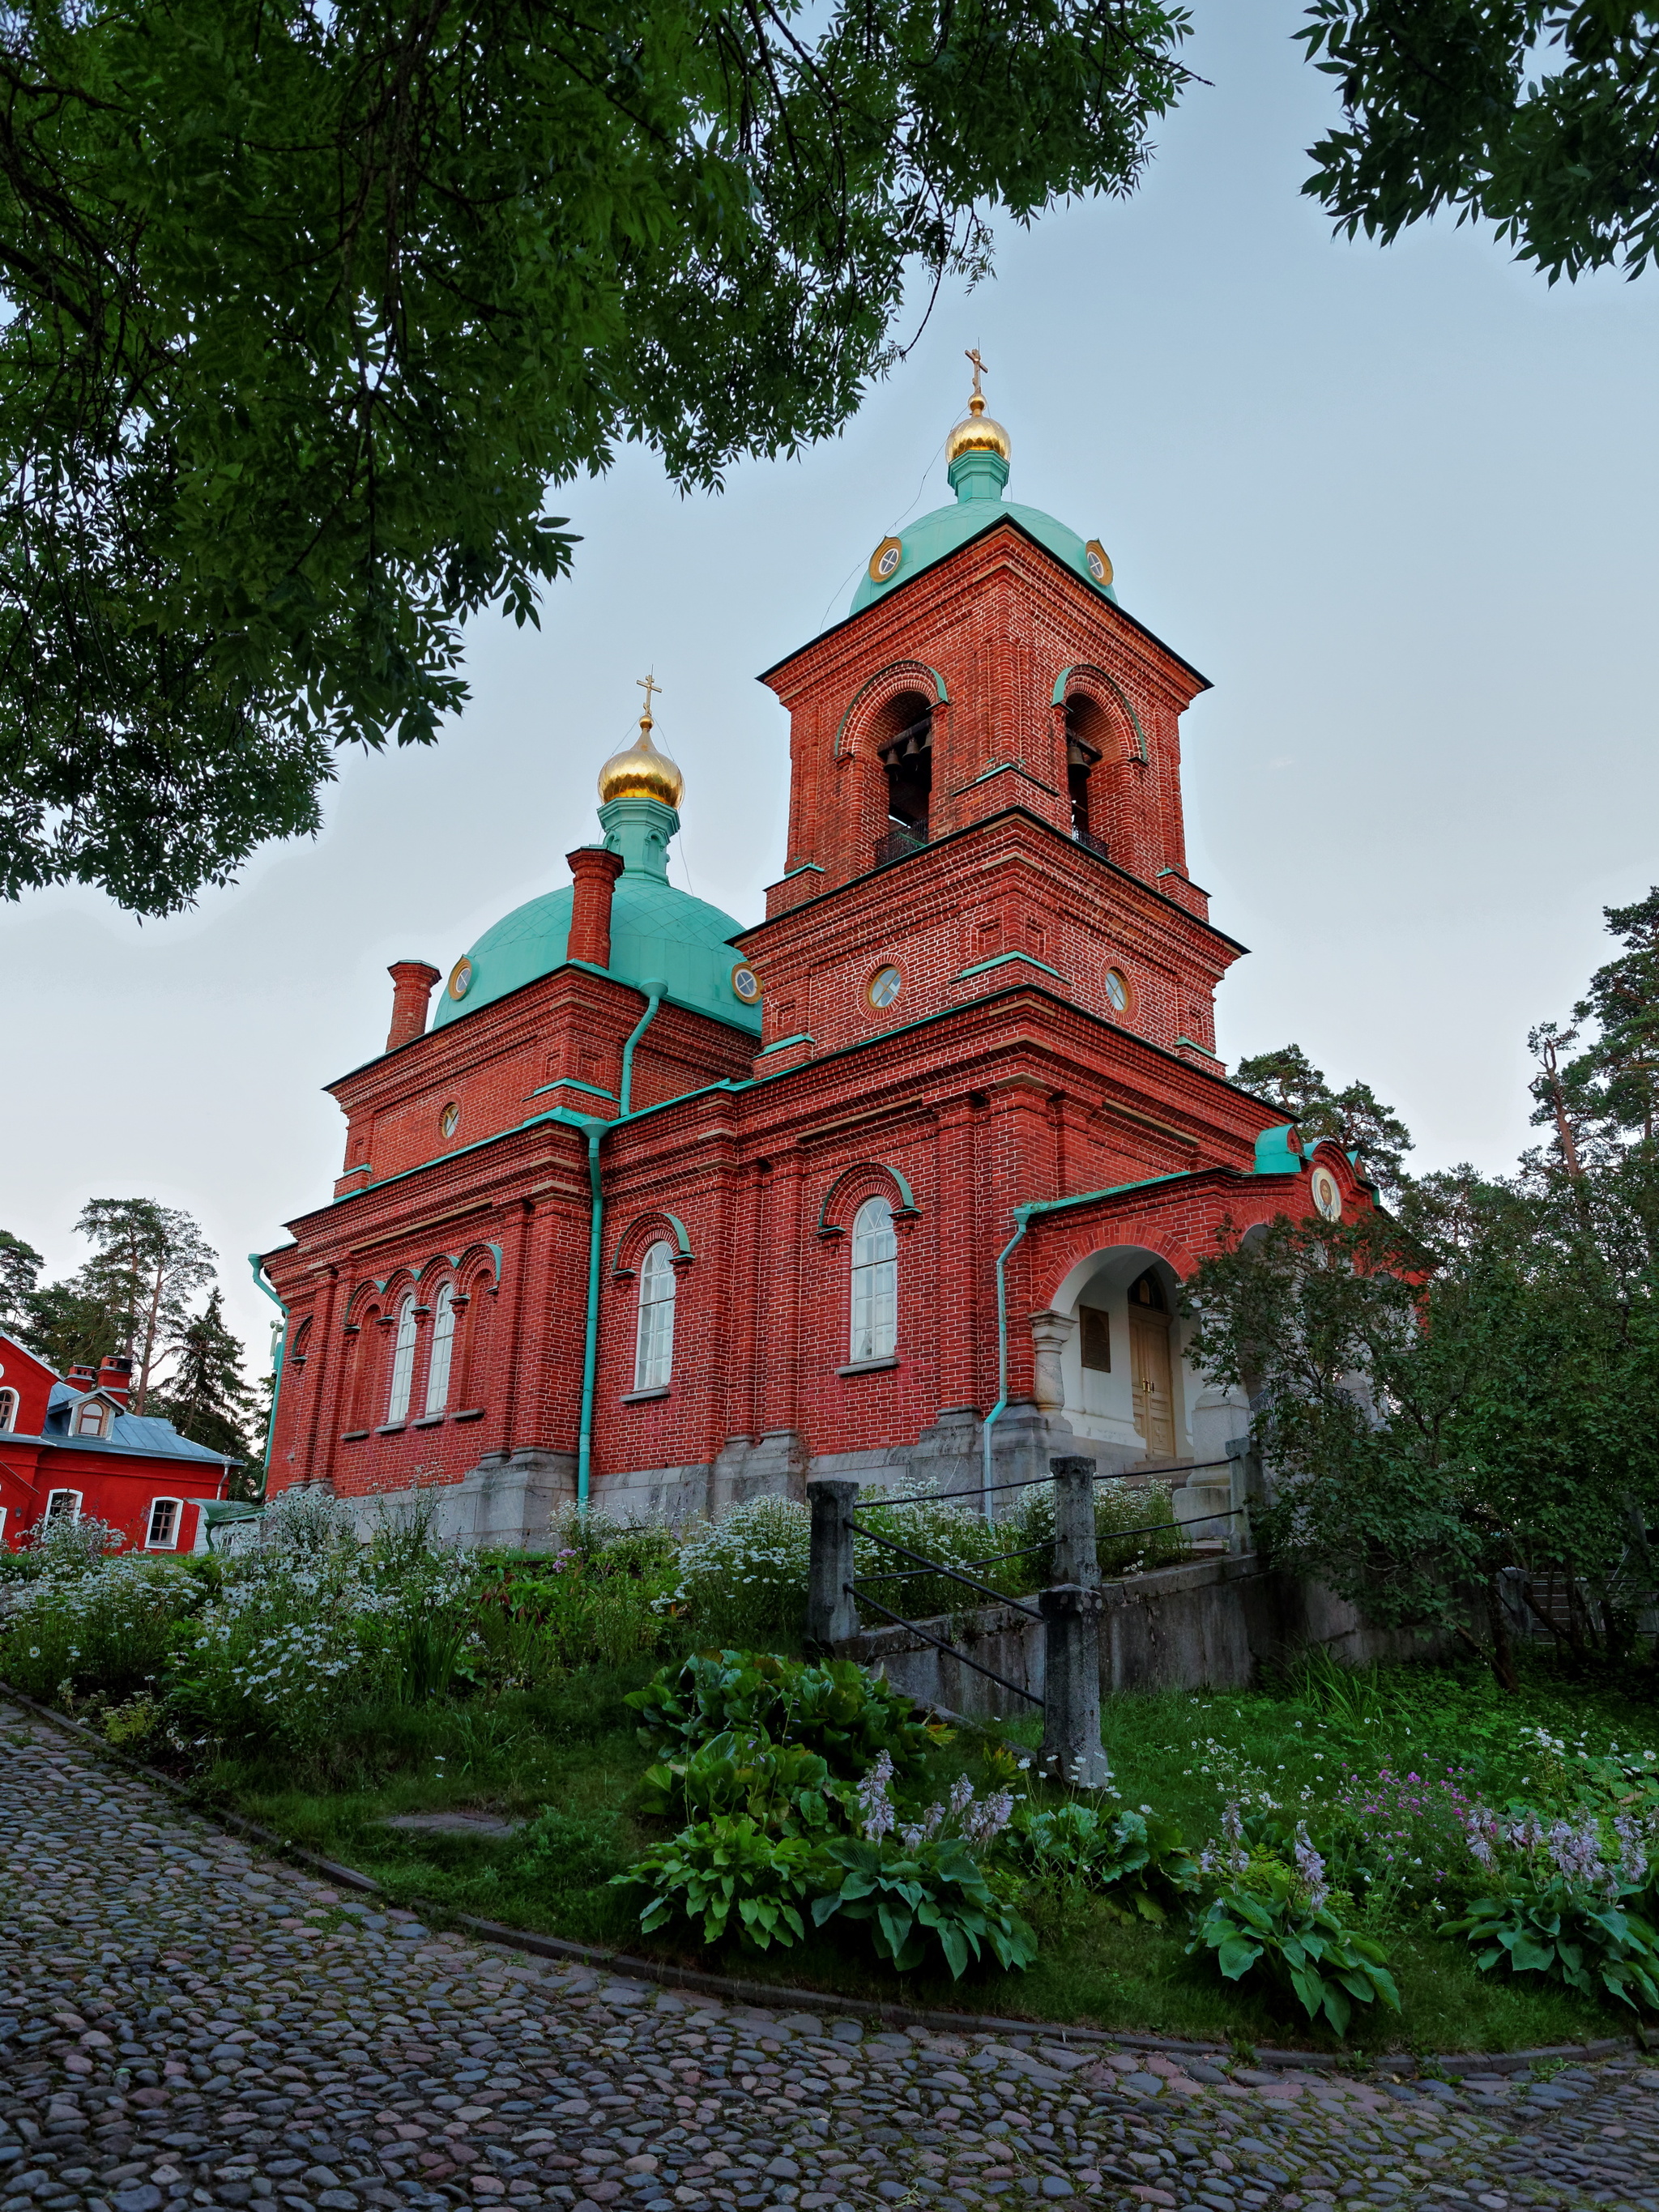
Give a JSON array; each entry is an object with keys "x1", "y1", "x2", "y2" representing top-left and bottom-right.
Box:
[{"x1": 872, "y1": 823, "x2": 928, "y2": 868}]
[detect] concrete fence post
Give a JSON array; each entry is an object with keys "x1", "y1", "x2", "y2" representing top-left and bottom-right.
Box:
[
  {"x1": 1038, "y1": 1583, "x2": 1111, "y2": 1788},
  {"x1": 1049, "y1": 1453, "x2": 1099, "y2": 1588},
  {"x1": 1226, "y1": 1435, "x2": 1264, "y2": 1556},
  {"x1": 806, "y1": 1478, "x2": 860, "y2": 1648}
]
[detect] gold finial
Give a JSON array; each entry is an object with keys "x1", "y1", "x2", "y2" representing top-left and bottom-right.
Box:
[
  {"x1": 946, "y1": 348, "x2": 1010, "y2": 467},
  {"x1": 599, "y1": 678, "x2": 684, "y2": 808}
]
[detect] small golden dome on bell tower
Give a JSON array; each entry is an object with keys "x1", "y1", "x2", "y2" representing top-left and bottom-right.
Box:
[
  {"x1": 945, "y1": 347, "x2": 1011, "y2": 467},
  {"x1": 597, "y1": 676, "x2": 684, "y2": 808}
]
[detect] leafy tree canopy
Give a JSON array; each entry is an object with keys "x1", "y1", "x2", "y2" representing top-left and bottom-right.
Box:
[
  {"x1": 1300, "y1": 1, "x2": 1659, "y2": 283},
  {"x1": 1529, "y1": 888, "x2": 1659, "y2": 1177},
  {"x1": 1233, "y1": 1040, "x2": 1414, "y2": 1200},
  {"x1": 0, "y1": 0, "x2": 1195, "y2": 914}
]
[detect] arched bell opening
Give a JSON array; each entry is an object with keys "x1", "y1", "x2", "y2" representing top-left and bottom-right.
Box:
[{"x1": 872, "y1": 688, "x2": 933, "y2": 861}]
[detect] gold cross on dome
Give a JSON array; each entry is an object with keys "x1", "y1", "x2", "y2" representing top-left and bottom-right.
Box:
[
  {"x1": 965, "y1": 347, "x2": 988, "y2": 399},
  {"x1": 636, "y1": 671, "x2": 662, "y2": 727}
]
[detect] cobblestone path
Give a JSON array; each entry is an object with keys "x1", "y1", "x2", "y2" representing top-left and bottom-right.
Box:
[{"x1": 4, "y1": 1711, "x2": 1657, "y2": 2212}]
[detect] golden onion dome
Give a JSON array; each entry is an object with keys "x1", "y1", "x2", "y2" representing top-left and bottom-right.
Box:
[
  {"x1": 598, "y1": 713, "x2": 684, "y2": 808},
  {"x1": 945, "y1": 391, "x2": 1011, "y2": 467}
]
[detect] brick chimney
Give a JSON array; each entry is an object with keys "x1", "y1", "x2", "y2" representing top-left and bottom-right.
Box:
[
  {"x1": 66, "y1": 1363, "x2": 98, "y2": 1393},
  {"x1": 386, "y1": 961, "x2": 441, "y2": 1051},
  {"x1": 97, "y1": 1355, "x2": 132, "y2": 1408},
  {"x1": 565, "y1": 847, "x2": 625, "y2": 969}
]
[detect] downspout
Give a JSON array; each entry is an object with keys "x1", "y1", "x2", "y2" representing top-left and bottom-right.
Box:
[
  {"x1": 981, "y1": 1207, "x2": 1033, "y2": 1515},
  {"x1": 247, "y1": 1253, "x2": 286, "y2": 1506},
  {"x1": 576, "y1": 979, "x2": 666, "y2": 1511}
]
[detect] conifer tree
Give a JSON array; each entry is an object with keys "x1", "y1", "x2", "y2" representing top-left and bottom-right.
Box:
[
  {"x1": 71, "y1": 1199, "x2": 215, "y2": 1411},
  {"x1": 1233, "y1": 1043, "x2": 1414, "y2": 1200},
  {"x1": 154, "y1": 1289, "x2": 258, "y2": 1473},
  {"x1": 0, "y1": 1230, "x2": 43, "y2": 1334}
]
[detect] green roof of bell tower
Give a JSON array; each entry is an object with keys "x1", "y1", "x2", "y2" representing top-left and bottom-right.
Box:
[{"x1": 850, "y1": 392, "x2": 1119, "y2": 616}]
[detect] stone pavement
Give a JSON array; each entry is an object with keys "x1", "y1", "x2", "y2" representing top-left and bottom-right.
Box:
[{"x1": 3, "y1": 1712, "x2": 1656, "y2": 2212}]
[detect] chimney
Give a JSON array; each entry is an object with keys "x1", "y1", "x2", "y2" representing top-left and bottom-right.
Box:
[
  {"x1": 97, "y1": 1355, "x2": 132, "y2": 1409},
  {"x1": 386, "y1": 961, "x2": 441, "y2": 1051},
  {"x1": 66, "y1": 1364, "x2": 98, "y2": 1392},
  {"x1": 565, "y1": 847, "x2": 625, "y2": 969}
]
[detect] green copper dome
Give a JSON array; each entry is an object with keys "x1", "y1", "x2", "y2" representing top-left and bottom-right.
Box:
[
  {"x1": 850, "y1": 441, "x2": 1119, "y2": 616},
  {"x1": 433, "y1": 790, "x2": 760, "y2": 1038}
]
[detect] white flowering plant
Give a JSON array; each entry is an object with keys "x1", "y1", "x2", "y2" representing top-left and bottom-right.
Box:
[
  {"x1": 0, "y1": 1551, "x2": 201, "y2": 1703},
  {"x1": 662, "y1": 1494, "x2": 812, "y2": 1647}
]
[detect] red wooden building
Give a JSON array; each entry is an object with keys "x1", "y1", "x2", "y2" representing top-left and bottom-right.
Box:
[
  {"x1": 261, "y1": 381, "x2": 1368, "y2": 1543},
  {"x1": 0, "y1": 1339, "x2": 237, "y2": 1551}
]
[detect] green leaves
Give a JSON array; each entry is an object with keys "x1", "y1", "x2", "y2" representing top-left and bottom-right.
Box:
[
  {"x1": 812, "y1": 1832, "x2": 1038, "y2": 1977},
  {"x1": 1447, "y1": 1876, "x2": 1659, "y2": 2010},
  {"x1": 0, "y1": 0, "x2": 1194, "y2": 911},
  {"x1": 1009, "y1": 1801, "x2": 1199, "y2": 1921},
  {"x1": 1187, "y1": 1869, "x2": 1401, "y2": 2038},
  {"x1": 1298, "y1": 2, "x2": 1659, "y2": 284},
  {"x1": 626, "y1": 1649, "x2": 949, "y2": 1776},
  {"x1": 616, "y1": 1817, "x2": 820, "y2": 1950}
]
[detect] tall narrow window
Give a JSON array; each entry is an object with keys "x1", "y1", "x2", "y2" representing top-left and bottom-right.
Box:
[
  {"x1": 386, "y1": 1296, "x2": 417, "y2": 1424},
  {"x1": 634, "y1": 1242, "x2": 676, "y2": 1390},
  {"x1": 147, "y1": 1498, "x2": 181, "y2": 1549},
  {"x1": 424, "y1": 1284, "x2": 456, "y2": 1415},
  {"x1": 850, "y1": 1197, "x2": 898, "y2": 1362},
  {"x1": 0, "y1": 1388, "x2": 17, "y2": 1432}
]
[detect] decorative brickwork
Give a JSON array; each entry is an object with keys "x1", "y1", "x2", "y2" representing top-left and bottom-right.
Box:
[{"x1": 263, "y1": 423, "x2": 1371, "y2": 1541}]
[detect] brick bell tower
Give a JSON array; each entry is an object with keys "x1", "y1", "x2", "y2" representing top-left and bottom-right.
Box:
[{"x1": 738, "y1": 357, "x2": 1234, "y2": 1085}]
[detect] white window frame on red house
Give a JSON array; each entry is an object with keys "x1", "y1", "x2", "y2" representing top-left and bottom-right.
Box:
[
  {"x1": 74, "y1": 1400, "x2": 109, "y2": 1438},
  {"x1": 146, "y1": 1498, "x2": 182, "y2": 1549},
  {"x1": 0, "y1": 1387, "x2": 17, "y2": 1432},
  {"x1": 45, "y1": 1489, "x2": 82, "y2": 1522}
]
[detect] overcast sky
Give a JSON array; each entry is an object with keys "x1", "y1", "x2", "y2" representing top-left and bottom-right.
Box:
[{"x1": 5, "y1": 0, "x2": 1657, "y2": 1387}]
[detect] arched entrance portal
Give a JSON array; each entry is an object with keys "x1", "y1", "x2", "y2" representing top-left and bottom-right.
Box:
[{"x1": 1125, "y1": 1267, "x2": 1175, "y2": 1459}]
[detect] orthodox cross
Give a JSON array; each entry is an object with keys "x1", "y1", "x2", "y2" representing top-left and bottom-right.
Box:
[
  {"x1": 965, "y1": 347, "x2": 988, "y2": 399},
  {"x1": 637, "y1": 672, "x2": 662, "y2": 727}
]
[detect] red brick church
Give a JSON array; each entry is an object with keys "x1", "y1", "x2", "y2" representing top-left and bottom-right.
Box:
[{"x1": 262, "y1": 373, "x2": 1367, "y2": 1543}]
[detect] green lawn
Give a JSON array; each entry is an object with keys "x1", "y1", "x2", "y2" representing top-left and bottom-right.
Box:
[{"x1": 210, "y1": 1645, "x2": 1658, "y2": 2056}]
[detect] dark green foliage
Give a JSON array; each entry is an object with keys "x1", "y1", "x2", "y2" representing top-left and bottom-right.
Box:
[
  {"x1": 638, "y1": 1730, "x2": 851, "y2": 1834},
  {"x1": 151, "y1": 1288, "x2": 258, "y2": 1466},
  {"x1": 1009, "y1": 1801, "x2": 1198, "y2": 1920},
  {"x1": 1188, "y1": 1870, "x2": 1401, "y2": 2036},
  {"x1": 812, "y1": 1833, "x2": 1038, "y2": 1978},
  {"x1": 1299, "y1": 2, "x2": 1659, "y2": 283},
  {"x1": 617, "y1": 1818, "x2": 821, "y2": 1951},
  {"x1": 1530, "y1": 889, "x2": 1659, "y2": 1169},
  {"x1": 0, "y1": 0, "x2": 1195, "y2": 913},
  {"x1": 0, "y1": 1229, "x2": 43, "y2": 1335},
  {"x1": 1232, "y1": 1041, "x2": 1414, "y2": 1199},
  {"x1": 625, "y1": 1650, "x2": 949, "y2": 1776},
  {"x1": 1447, "y1": 1881, "x2": 1659, "y2": 2010}
]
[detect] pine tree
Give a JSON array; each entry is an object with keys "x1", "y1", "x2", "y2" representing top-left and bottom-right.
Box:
[
  {"x1": 153, "y1": 1289, "x2": 257, "y2": 1471},
  {"x1": 1233, "y1": 1043, "x2": 1414, "y2": 1200},
  {"x1": 0, "y1": 1230, "x2": 43, "y2": 1334},
  {"x1": 72, "y1": 1199, "x2": 216, "y2": 1411}
]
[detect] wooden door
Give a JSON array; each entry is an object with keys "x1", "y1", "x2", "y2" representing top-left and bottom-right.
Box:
[{"x1": 1129, "y1": 1311, "x2": 1175, "y2": 1459}]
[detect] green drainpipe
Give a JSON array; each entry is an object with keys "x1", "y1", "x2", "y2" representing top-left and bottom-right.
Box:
[
  {"x1": 576, "y1": 980, "x2": 665, "y2": 1511},
  {"x1": 246, "y1": 1253, "x2": 287, "y2": 1505},
  {"x1": 981, "y1": 1208, "x2": 1034, "y2": 1515}
]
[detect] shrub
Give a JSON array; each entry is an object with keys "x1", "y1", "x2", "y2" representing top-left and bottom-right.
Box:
[
  {"x1": 513, "y1": 1807, "x2": 633, "y2": 1893},
  {"x1": 0, "y1": 1554, "x2": 201, "y2": 1704},
  {"x1": 615, "y1": 1818, "x2": 820, "y2": 1951},
  {"x1": 627, "y1": 1650, "x2": 947, "y2": 1776},
  {"x1": 664, "y1": 1496, "x2": 812, "y2": 1647},
  {"x1": 852, "y1": 1482, "x2": 1018, "y2": 1621},
  {"x1": 472, "y1": 1527, "x2": 675, "y2": 1685},
  {"x1": 1010, "y1": 1801, "x2": 1199, "y2": 1922},
  {"x1": 1448, "y1": 1880, "x2": 1659, "y2": 2010},
  {"x1": 639, "y1": 1730, "x2": 850, "y2": 1835},
  {"x1": 813, "y1": 1832, "x2": 1038, "y2": 1977},
  {"x1": 1188, "y1": 1869, "x2": 1401, "y2": 2037},
  {"x1": 1014, "y1": 1477, "x2": 1186, "y2": 1583}
]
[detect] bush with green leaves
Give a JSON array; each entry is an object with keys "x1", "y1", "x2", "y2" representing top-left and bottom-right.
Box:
[
  {"x1": 1013, "y1": 1477, "x2": 1187, "y2": 1583},
  {"x1": 1009, "y1": 1800, "x2": 1199, "y2": 1922},
  {"x1": 0, "y1": 1553, "x2": 201, "y2": 1705},
  {"x1": 813, "y1": 1832, "x2": 1037, "y2": 1977},
  {"x1": 627, "y1": 1650, "x2": 948, "y2": 1778},
  {"x1": 471, "y1": 1513, "x2": 677, "y2": 1684},
  {"x1": 664, "y1": 1495, "x2": 812, "y2": 1647},
  {"x1": 1444, "y1": 1801, "x2": 1659, "y2": 2010},
  {"x1": 639, "y1": 1730, "x2": 850, "y2": 1835},
  {"x1": 615, "y1": 1817, "x2": 821, "y2": 1953},
  {"x1": 1189, "y1": 1868, "x2": 1401, "y2": 2037}
]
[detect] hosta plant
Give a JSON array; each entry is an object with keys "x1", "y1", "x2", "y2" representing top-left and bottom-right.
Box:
[
  {"x1": 638, "y1": 1729, "x2": 851, "y2": 1835},
  {"x1": 614, "y1": 1818, "x2": 819, "y2": 1952},
  {"x1": 1010, "y1": 1801, "x2": 1199, "y2": 1921},
  {"x1": 626, "y1": 1650, "x2": 946, "y2": 1776},
  {"x1": 813, "y1": 1835, "x2": 1037, "y2": 1978},
  {"x1": 1446, "y1": 1879, "x2": 1659, "y2": 2012},
  {"x1": 1188, "y1": 1869, "x2": 1401, "y2": 2037}
]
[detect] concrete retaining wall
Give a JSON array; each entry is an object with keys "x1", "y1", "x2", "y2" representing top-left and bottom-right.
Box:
[{"x1": 835, "y1": 1554, "x2": 1438, "y2": 1715}]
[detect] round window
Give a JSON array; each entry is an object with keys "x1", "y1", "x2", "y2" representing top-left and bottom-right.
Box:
[
  {"x1": 1311, "y1": 1166, "x2": 1342, "y2": 1221},
  {"x1": 868, "y1": 536, "x2": 902, "y2": 583},
  {"x1": 731, "y1": 963, "x2": 761, "y2": 1004},
  {"x1": 866, "y1": 964, "x2": 902, "y2": 1010},
  {"x1": 439, "y1": 1101, "x2": 461, "y2": 1139},
  {"x1": 448, "y1": 957, "x2": 473, "y2": 1001},
  {"x1": 1085, "y1": 539, "x2": 1114, "y2": 587},
  {"x1": 1104, "y1": 967, "x2": 1130, "y2": 1014}
]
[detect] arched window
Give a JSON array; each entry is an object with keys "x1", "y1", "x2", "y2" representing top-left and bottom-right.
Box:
[
  {"x1": 0, "y1": 1388, "x2": 17, "y2": 1432},
  {"x1": 386, "y1": 1296, "x2": 417, "y2": 1425},
  {"x1": 424, "y1": 1284, "x2": 456, "y2": 1416},
  {"x1": 75, "y1": 1400, "x2": 108, "y2": 1438},
  {"x1": 850, "y1": 1196, "x2": 898, "y2": 1362},
  {"x1": 634, "y1": 1242, "x2": 676, "y2": 1391}
]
